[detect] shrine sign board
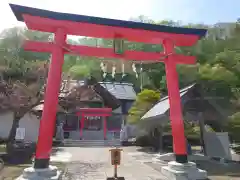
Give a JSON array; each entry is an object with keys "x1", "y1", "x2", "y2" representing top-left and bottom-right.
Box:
[{"x1": 110, "y1": 148, "x2": 123, "y2": 165}]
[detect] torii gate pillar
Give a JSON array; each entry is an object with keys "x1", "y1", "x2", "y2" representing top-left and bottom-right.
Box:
[
  {"x1": 34, "y1": 29, "x2": 66, "y2": 168},
  {"x1": 163, "y1": 39, "x2": 187, "y2": 162}
]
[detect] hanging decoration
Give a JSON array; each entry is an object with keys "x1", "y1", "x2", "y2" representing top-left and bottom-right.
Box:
[
  {"x1": 132, "y1": 63, "x2": 138, "y2": 78},
  {"x1": 100, "y1": 62, "x2": 107, "y2": 78},
  {"x1": 98, "y1": 39, "x2": 108, "y2": 80},
  {"x1": 113, "y1": 37, "x2": 124, "y2": 55},
  {"x1": 112, "y1": 63, "x2": 116, "y2": 79},
  {"x1": 140, "y1": 61, "x2": 143, "y2": 90},
  {"x1": 121, "y1": 61, "x2": 126, "y2": 78},
  {"x1": 113, "y1": 37, "x2": 124, "y2": 80}
]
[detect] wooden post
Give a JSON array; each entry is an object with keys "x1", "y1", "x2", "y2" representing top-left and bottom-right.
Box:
[
  {"x1": 103, "y1": 116, "x2": 107, "y2": 140},
  {"x1": 163, "y1": 39, "x2": 187, "y2": 163},
  {"x1": 80, "y1": 114, "x2": 85, "y2": 140},
  {"x1": 34, "y1": 29, "x2": 66, "y2": 169}
]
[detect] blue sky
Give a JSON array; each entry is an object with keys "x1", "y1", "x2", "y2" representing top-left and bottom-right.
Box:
[
  {"x1": 150, "y1": 0, "x2": 239, "y2": 24},
  {"x1": 0, "y1": 0, "x2": 239, "y2": 32}
]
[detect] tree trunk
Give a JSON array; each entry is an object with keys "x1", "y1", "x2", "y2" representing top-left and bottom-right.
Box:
[
  {"x1": 7, "y1": 112, "x2": 22, "y2": 151},
  {"x1": 6, "y1": 112, "x2": 22, "y2": 154}
]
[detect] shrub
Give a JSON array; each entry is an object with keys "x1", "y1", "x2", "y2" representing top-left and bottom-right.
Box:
[
  {"x1": 226, "y1": 112, "x2": 240, "y2": 143},
  {"x1": 127, "y1": 89, "x2": 160, "y2": 124}
]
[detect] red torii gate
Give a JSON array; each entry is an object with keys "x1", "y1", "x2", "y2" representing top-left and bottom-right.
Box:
[
  {"x1": 76, "y1": 108, "x2": 112, "y2": 140},
  {"x1": 10, "y1": 4, "x2": 207, "y2": 169}
]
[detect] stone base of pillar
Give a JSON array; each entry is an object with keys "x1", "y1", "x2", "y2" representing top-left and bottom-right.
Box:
[
  {"x1": 156, "y1": 153, "x2": 210, "y2": 162},
  {"x1": 161, "y1": 161, "x2": 207, "y2": 180},
  {"x1": 16, "y1": 165, "x2": 62, "y2": 180}
]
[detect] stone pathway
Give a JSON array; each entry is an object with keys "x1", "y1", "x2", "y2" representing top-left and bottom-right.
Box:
[
  {"x1": 60, "y1": 147, "x2": 166, "y2": 180},
  {"x1": 50, "y1": 150, "x2": 72, "y2": 163}
]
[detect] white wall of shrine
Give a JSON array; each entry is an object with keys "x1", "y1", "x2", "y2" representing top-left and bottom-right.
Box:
[{"x1": 0, "y1": 111, "x2": 40, "y2": 142}]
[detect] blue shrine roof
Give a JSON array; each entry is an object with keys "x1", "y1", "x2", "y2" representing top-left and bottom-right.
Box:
[
  {"x1": 9, "y1": 4, "x2": 207, "y2": 38},
  {"x1": 78, "y1": 81, "x2": 136, "y2": 100},
  {"x1": 100, "y1": 82, "x2": 136, "y2": 100}
]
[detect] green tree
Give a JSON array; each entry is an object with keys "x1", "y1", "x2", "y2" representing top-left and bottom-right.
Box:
[
  {"x1": 0, "y1": 27, "x2": 51, "y2": 150},
  {"x1": 226, "y1": 112, "x2": 240, "y2": 143},
  {"x1": 0, "y1": 27, "x2": 51, "y2": 78},
  {"x1": 127, "y1": 89, "x2": 160, "y2": 124}
]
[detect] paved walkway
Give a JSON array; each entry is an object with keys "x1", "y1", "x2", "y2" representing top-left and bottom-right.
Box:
[{"x1": 59, "y1": 147, "x2": 166, "y2": 180}]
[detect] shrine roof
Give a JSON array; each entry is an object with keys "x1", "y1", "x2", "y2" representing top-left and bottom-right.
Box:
[
  {"x1": 10, "y1": 3, "x2": 207, "y2": 39},
  {"x1": 141, "y1": 83, "x2": 229, "y2": 123},
  {"x1": 79, "y1": 81, "x2": 136, "y2": 100},
  {"x1": 141, "y1": 84, "x2": 195, "y2": 121}
]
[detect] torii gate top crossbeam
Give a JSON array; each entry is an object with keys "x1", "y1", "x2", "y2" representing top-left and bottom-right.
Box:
[
  {"x1": 76, "y1": 108, "x2": 112, "y2": 116},
  {"x1": 10, "y1": 4, "x2": 207, "y2": 46}
]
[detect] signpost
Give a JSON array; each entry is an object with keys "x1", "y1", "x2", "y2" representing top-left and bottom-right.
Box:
[{"x1": 107, "y1": 148, "x2": 124, "y2": 180}]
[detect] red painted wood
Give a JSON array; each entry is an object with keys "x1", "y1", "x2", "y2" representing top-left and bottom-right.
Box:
[
  {"x1": 76, "y1": 113, "x2": 111, "y2": 117},
  {"x1": 78, "y1": 108, "x2": 112, "y2": 113},
  {"x1": 22, "y1": 11, "x2": 201, "y2": 163},
  {"x1": 23, "y1": 14, "x2": 199, "y2": 47},
  {"x1": 24, "y1": 41, "x2": 196, "y2": 64},
  {"x1": 76, "y1": 108, "x2": 112, "y2": 139},
  {"x1": 35, "y1": 29, "x2": 66, "y2": 159},
  {"x1": 163, "y1": 39, "x2": 187, "y2": 155},
  {"x1": 80, "y1": 114, "x2": 85, "y2": 139},
  {"x1": 103, "y1": 117, "x2": 107, "y2": 139}
]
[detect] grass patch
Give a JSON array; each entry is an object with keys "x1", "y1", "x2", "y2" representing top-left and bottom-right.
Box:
[
  {"x1": 0, "y1": 163, "x2": 29, "y2": 179},
  {"x1": 0, "y1": 144, "x2": 66, "y2": 179},
  {"x1": 0, "y1": 144, "x2": 6, "y2": 153},
  {"x1": 0, "y1": 161, "x2": 66, "y2": 179}
]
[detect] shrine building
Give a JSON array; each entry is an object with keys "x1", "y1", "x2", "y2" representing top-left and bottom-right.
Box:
[{"x1": 53, "y1": 78, "x2": 136, "y2": 140}]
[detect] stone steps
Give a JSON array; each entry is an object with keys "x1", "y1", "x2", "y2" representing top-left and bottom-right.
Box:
[{"x1": 63, "y1": 139, "x2": 121, "y2": 147}]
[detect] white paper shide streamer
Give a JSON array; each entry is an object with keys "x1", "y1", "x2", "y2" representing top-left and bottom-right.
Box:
[
  {"x1": 121, "y1": 61, "x2": 126, "y2": 78},
  {"x1": 100, "y1": 62, "x2": 107, "y2": 78},
  {"x1": 132, "y1": 63, "x2": 138, "y2": 78},
  {"x1": 112, "y1": 64, "x2": 116, "y2": 78}
]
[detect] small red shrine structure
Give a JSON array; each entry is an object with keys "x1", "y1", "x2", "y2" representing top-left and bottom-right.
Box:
[
  {"x1": 9, "y1": 3, "x2": 207, "y2": 169},
  {"x1": 76, "y1": 108, "x2": 112, "y2": 140}
]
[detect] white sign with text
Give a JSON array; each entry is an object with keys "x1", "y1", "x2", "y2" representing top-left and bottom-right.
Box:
[{"x1": 15, "y1": 128, "x2": 26, "y2": 140}]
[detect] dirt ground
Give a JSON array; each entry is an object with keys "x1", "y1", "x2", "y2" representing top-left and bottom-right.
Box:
[{"x1": 1, "y1": 145, "x2": 240, "y2": 180}]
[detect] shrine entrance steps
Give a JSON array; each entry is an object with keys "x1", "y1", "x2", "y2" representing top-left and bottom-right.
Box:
[{"x1": 63, "y1": 139, "x2": 121, "y2": 147}]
